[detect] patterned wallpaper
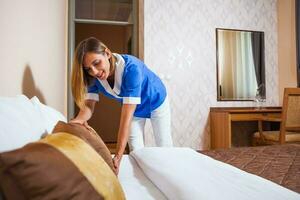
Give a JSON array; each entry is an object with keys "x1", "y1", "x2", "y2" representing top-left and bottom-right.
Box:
[{"x1": 143, "y1": 0, "x2": 279, "y2": 150}]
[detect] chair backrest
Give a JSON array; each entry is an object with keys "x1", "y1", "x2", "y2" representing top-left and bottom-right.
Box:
[{"x1": 280, "y1": 88, "x2": 300, "y2": 143}]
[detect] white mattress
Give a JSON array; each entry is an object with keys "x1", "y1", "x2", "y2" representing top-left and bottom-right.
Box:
[{"x1": 118, "y1": 155, "x2": 167, "y2": 200}]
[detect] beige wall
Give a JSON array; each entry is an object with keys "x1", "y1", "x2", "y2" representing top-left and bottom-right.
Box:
[
  {"x1": 0, "y1": 0, "x2": 68, "y2": 115},
  {"x1": 278, "y1": 0, "x2": 297, "y2": 104},
  {"x1": 144, "y1": 0, "x2": 279, "y2": 149}
]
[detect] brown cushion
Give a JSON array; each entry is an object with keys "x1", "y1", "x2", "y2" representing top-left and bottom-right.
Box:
[
  {"x1": 0, "y1": 167, "x2": 25, "y2": 200},
  {"x1": 0, "y1": 133, "x2": 125, "y2": 200},
  {"x1": 52, "y1": 121, "x2": 115, "y2": 173}
]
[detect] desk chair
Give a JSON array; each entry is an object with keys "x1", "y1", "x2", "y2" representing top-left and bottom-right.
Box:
[{"x1": 253, "y1": 88, "x2": 300, "y2": 145}]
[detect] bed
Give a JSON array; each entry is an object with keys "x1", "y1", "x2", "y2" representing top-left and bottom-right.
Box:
[
  {"x1": 0, "y1": 95, "x2": 299, "y2": 200},
  {"x1": 118, "y1": 145, "x2": 300, "y2": 199},
  {"x1": 120, "y1": 147, "x2": 300, "y2": 200}
]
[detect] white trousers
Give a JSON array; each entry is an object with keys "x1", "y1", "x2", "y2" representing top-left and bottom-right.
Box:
[{"x1": 128, "y1": 96, "x2": 173, "y2": 151}]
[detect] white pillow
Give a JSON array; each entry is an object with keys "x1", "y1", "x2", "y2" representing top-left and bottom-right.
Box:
[
  {"x1": 0, "y1": 95, "x2": 46, "y2": 153},
  {"x1": 30, "y1": 96, "x2": 67, "y2": 133}
]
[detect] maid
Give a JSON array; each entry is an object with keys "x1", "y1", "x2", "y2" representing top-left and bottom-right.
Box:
[{"x1": 70, "y1": 37, "x2": 173, "y2": 174}]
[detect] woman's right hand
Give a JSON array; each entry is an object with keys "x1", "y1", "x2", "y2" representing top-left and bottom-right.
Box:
[
  {"x1": 69, "y1": 118, "x2": 93, "y2": 131},
  {"x1": 69, "y1": 100, "x2": 96, "y2": 129},
  {"x1": 69, "y1": 118, "x2": 85, "y2": 125}
]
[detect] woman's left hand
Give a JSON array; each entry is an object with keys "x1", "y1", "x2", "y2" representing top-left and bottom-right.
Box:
[
  {"x1": 112, "y1": 154, "x2": 122, "y2": 175},
  {"x1": 113, "y1": 104, "x2": 135, "y2": 175}
]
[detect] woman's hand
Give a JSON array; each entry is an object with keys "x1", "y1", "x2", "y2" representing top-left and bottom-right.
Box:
[
  {"x1": 112, "y1": 154, "x2": 122, "y2": 175},
  {"x1": 69, "y1": 99, "x2": 96, "y2": 128},
  {"x1": 69, "y1": 119, "x2": 91, "y2": 130},
  {"x1": 69, "y1": 118, "x2": 85, "y2": 125},
  {"x1": 113, "y1": 104, "x2": 136, "y2": 175}
]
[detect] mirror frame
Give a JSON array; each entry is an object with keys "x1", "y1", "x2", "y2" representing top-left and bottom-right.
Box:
[{"x1": 216, "y1": 28, "x2": 265, "y2": 101}]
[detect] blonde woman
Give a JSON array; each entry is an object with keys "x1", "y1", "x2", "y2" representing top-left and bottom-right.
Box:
[{"x1": 70, "y1": 37, "x2": 173, "y2": 174}]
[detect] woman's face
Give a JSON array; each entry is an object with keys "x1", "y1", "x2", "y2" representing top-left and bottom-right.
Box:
[{"x1": 82, "y1": 52, "x2": 111, "y2": 80}]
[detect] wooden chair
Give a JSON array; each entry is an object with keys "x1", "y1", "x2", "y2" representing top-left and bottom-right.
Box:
[{"x1": 253, "y1": 88, "x2": 300, "y2": 145}]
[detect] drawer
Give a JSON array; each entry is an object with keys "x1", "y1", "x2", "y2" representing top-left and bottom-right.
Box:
[{"x1": 230, "y1": 112, "x2": 281, "y2": 121}]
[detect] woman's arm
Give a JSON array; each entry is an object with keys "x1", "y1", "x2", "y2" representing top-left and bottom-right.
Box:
[
  {"x1": 113, "y1": 104, "x2": 136, "y2": 174},
  {"x1": 70, "y1": 99, "x2": 96, "y2": 124}
]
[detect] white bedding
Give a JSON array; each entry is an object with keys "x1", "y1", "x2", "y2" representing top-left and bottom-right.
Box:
[
  {"x1": 131, "y1": 147, "x2": 300, "y2": 200},
  {"x1": 118, "y1": 155, "x2": 167, "y2": 200}
]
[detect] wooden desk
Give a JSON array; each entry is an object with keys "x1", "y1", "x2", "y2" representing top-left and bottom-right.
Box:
[{"x1": 210, "y1": 107, "x2": 282, "y2": 149}]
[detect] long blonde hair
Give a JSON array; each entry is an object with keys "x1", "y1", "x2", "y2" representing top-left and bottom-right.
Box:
[{"x1": 71, "y1": 37, "x2": 116, "y2": 109}]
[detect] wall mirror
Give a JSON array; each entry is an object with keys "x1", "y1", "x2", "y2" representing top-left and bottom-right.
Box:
[{"x1": 216, "y1": 28, "x2": 265, "y2": 101}]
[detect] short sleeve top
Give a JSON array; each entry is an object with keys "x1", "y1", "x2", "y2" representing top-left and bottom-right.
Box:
[{"x1": 85, "y1": 54, "x2": 166, "y2": 118}]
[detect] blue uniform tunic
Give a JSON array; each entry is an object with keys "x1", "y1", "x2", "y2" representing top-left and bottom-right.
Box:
[{"x1": 86, "y1": 54, "x2": 166, "y2": 118}]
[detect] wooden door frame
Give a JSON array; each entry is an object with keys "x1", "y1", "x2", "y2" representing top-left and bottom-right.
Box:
[
  {"x1": 136, "y1": 0, "x2": 144, "y2": 60},
  {"x1": 296, "y1": 0, "x2": 300, "y2": 87}
]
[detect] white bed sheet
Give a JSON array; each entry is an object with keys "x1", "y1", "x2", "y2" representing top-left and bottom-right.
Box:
[
  {"x1": 131, "y1": 147, "x2": 300, "y2": 200},
  {"x1": 118, "y1": 155, "x2": 167, "y2": 200}
]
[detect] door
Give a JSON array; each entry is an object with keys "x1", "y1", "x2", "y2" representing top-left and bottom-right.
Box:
[{"x1": 68, "y1": 0, "x2": 144, "y2": 148}]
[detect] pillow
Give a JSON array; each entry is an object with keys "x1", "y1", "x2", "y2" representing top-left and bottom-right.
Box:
[
  {"x1": 30, "y1": 96, "x2": 67, "y2": 133},
  {"x1": 0, "y1": 95, "x2": 45, "y2": 153},
  {"x1": 52, "y1": 121, "x2": 115, "y2": 173},
  {"x1": 0, "y1": 132, "x2": 125, "y2": 200}
]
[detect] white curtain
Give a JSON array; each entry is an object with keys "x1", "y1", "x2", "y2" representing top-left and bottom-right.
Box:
[{"x1": 218, "y1": 30, "x2": 258, "y2": 99}]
